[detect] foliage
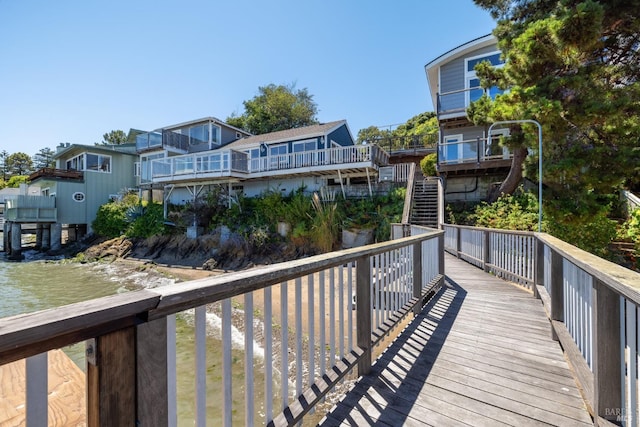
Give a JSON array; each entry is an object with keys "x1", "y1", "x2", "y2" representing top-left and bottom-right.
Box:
[
  {"x1": 420, "y1": 153, "x2": 437, "y2": 176},
  {"x1": 471, "y1": 188, "x2": 540, "y2": 231},
  {"x1": 0, "y1": 150, "x2": 8, "y2": 180},
  {"x1": 6, "y1": 152, "x2": 33, "y2": 176},
  {"x1": 6, "y1": 175, "x2": 29, "y2": 188},
  {"x1": 471, "y1": 0, "x2": 640, "y2": 215},
  {"x1": 357, "y1": 112, "x2": 439, "y2": 150},
  {"x1": 126, "y1": 202, "x2": 165, "y2": 238},
  {"x1": 98, "y1": 130, "x2": 128, "y2": 145},
  {"x1": 33, "y1": 147, "x2": 55, "y2": 169},
  {"x1": 310, "y1": 192, "x2": 340, "y2": 252},
  {"x1": 546, "y1": 207, "x2": 618, "y2": 258},
  {"x1": 226, "y1": 83, "x2": 318, "y2": 134},
  {"x1": 618, "y1": 208, "x2": 640, "y2": 269},
  {"x1": 93, "y1": 194, "x2": 165, "y2": 238},
  {"x1": 341, "y1": 188, "x2": 405, "y2": 242}
]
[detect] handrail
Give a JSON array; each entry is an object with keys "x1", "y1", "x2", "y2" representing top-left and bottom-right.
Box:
[
  {"x1": 0, "y1": 225, "x2": 444, "y2": 426},
  {"x1": 401, "y1": 163, "x2": 416, "y2": 224},
  {"x1": 443, "y1": 223, "x2": 640, "y2": 425}
]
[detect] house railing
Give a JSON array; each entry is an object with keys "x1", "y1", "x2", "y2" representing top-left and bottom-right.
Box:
[
  {"x1": 0, "y1": 225, "x2": 443, "y2": 426},
  {"x1": 438, "y1": 136, "x2": 511, "y2": 166},
  {"x1": 28, "y1": 168, "x2": 83, "y2": 182},
  {"x1": 249, "y1": 144, "x2": 388, "y2": 174},
  {"x1": 4, "y1": 195, "x2": 57, "y2": 222},
  {"x1": 151, "y1": 150, "x2": 249, "y2": 180},
  {"x1": 444, "y1": 223, "x2": 640, "y2": 426}
]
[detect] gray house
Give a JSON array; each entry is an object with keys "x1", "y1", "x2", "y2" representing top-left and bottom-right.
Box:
[
  {"x1": 425, "y1": 34, "x2": 512, "y2": 202},
  {"x1": 4, "y1": 143, "x2": 138, "y2": 257},
  {"x1": 136, "y1": 118, "x2": 390, "y2": 206}
]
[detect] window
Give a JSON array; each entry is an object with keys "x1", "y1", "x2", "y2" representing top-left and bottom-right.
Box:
[
  {"x1": 292, "y1": 139, "x2": 317, "y2": 167},
  {"x1": 85, "y1": 154, "x2": 111, "y2": 173},
  {"x1": 134, "y1": 162, "x2": 141, "y2": 177},
  {"x1": 140, "y1": 153, "x2": 165, "y2": 182},
  {"x1": 189, "y1": 124, "x2": 208, "y2": 146},
  {"x1": 269, "y1": 144, "x2": 288, "y2": 169},
  {"x1": 72, "y1": 192, "x2": 85, "y2": 202},
  {"x1": 210, "y1": 124, "x2": 220, "y2": 147},
  {"x1": 465, "y1": 51, "x2": 505, "y2": 105},
  {"x1": 66, "y1": 154, "x2": 84, "y2": 171}
]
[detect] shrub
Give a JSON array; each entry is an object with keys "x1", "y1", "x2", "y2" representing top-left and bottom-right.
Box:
[
  {"x1": 93, "y1": 201, "x2": 129, "y2": 237},
  {"x1": 127, "y1": 202, "x2": 165, "y2": 238},
  {"x1": 471, "y1": 188, "x2": 540, "y2": 231},
  {"x1": 420, "y1": 153, "x2": 437, "y2": 176}
]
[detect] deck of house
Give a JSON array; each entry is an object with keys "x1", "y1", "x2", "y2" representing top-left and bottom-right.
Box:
[{"x1": 321, "y1": 254, "x2": 593, "y2": 426}]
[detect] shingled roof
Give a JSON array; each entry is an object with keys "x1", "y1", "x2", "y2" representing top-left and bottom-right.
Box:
[{"x1": 225, "y1": 120, "x2": 347, "y2": 149}]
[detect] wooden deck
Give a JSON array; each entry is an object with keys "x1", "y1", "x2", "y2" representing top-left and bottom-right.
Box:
[{"x1": 321, "y1": 254, "x2": 593, "y2": 426}]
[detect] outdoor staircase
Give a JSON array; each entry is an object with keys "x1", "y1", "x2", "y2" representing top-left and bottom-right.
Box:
[{"x1": 409, "y1": 175, "x2": 439, "y2": 228}]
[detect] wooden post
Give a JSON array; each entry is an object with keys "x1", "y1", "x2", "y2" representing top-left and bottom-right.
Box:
[
  {"x1": 413, "y1": 241, "x2": 423, "y2": 316},
  {"x1": 550, "y1": 249, "x2": 564, "y2": 341},
  {"x1": 87, "y1": 328, "x2": 136, "y2": 426},
  {"x1": 137, "y1": 319, "x2": 169, "y2": 427},
  {"x1": 593, "y1": 279, "x2": 622, "y2": 425},
  {"x1": 482, "y1": 230, "x2": 490, "y2": 272},
  {"x1": 438, "y1": 233, "x2": 445, "y2": 281},
  {"x1": 356, "y1": 255, "x2": 372, "y2": 376},
  {"x1": 10, "y1": 222, "x2": 22, "y2": 260},
  {"x1": 534, "y1": 238, "x2": 544, "y2": 299}
]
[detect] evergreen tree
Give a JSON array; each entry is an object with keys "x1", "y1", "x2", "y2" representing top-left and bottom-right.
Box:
[
  {"x1": 33, "y1": 147, "x2": 55, "y2": 169},
  {"x1": 6, "y1": 152, "x2": 34, "y2": 176}
]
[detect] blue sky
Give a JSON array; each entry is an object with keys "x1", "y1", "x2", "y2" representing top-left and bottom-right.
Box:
[{"x1": 0, "y1": 1, "x2": 496, "y2": 156}]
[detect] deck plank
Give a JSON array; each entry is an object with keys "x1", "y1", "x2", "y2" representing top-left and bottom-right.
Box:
[{"x1": 320, "y1": 254, "x2": 592, "y2": 426}]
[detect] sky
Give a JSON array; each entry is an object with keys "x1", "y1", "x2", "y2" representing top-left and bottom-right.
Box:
[{"x1": 0, "y1": 0, "x2": 496, "y2": 156}]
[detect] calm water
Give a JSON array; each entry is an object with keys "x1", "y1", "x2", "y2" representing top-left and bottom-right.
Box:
[{"x1": 0, "y1": 251, "x2": 271, "y2": 426}]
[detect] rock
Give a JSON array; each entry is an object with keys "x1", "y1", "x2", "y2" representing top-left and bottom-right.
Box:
[{"x1": 202, "y1": 258, "x2": 218, "y2": 271}]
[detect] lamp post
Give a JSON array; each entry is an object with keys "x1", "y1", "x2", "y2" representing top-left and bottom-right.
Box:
[{"x1": 487, "y1": 120, "x2": 543, "y2": 232}]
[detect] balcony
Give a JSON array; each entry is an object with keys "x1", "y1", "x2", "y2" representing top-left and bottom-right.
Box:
[
  {"x1": 4, "y1": 195, "x2": 57, "y2": 223},
  {"x1": 28, "y1": 168, "x2": 83, "y2": 182},
  {"x1": 438, "y1": 136, "x2": 512, "y2": 175},
  {"x1": 148, "y1": 144, "x2": 389, "y2": 185},
  {"x1": 136, "y1": 131, "x2": 189, "y2": 154}
]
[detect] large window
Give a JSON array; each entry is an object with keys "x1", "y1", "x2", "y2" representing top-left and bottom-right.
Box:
[
  {"x1": 465, "y1": 51, "x2": 505, "y2": 104},
  {"x1": 269, "y1": 144, "x2": 288, "y2": 169},
  {"x1": 188, "y1": 123, "x2": 221, "y2": 147},
  {"x1": 65, "y1": 153, "x2": 111, "y2": 173},
  {"x1": 140, "y1": 152, "x2": 165, "y2": 182}
]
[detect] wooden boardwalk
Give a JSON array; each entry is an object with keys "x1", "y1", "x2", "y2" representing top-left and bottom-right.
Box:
[{"x1": 321, "y1": 254, "x2": 593, "y2": 426}]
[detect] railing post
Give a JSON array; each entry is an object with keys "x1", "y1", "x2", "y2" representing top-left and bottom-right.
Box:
[
  {"x1": 137, "y1": 318, "x2": 169, "y2": 427},
  {"x1": 534, "y1": 238, "x2": 544, "y2": 299},
  {"x1": 87, "y1": 327, "x2": 137, "y2": 426},
  {"x1": 356, "y1": 255, "x2": 372, "y2": 376},
  {"x1": 438, "y1": 232, "x2": 445, "y2": 280},
  {"x1": 550, "y1": 250, "x2": 564, "y2": 341},
  {"x1": 456, "y1": 227, "x2": 462, "y2": 259},
  {"x1": 592, "y1": 279, "x2": 622, "y2": 425},
  {"x1": 413, "y1": 241, "x2": 423, "y2": 316},
  {"x1": 483, "y1": 230, "x2": 490, "y2": 272}
]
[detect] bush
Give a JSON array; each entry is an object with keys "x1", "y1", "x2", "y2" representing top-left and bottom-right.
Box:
[
  {"x1": 420, "y1": 153, "x2": 437, "y2": 176},
  {"x1": 93, "y1": 195, "x2": 165, "y2": 239},
  {"x1": 471, "y1": 189, "x2": 540, "y2": 231},
  {"x1": 93, "y1": 201, "x2": 129, "y2": 237},
  {"x1": 127, "y1": 202, "x2": 165, "y2": 238}
]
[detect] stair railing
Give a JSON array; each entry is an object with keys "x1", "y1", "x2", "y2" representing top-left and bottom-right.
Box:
[{"x1": 401, "y1": 163, "x2": 416, "y2": 225}]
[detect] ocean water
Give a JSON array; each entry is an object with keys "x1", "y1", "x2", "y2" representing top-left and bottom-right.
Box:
[{"x1": 0, "y1": 251, "x2": 273, "y2": 426}]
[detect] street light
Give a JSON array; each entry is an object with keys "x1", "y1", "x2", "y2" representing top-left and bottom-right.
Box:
[{"x1": 487, "y1": 120, "x2": 543, "y2": 232}]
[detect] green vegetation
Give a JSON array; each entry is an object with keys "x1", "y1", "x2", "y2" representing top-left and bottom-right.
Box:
[
  {"x1": 96, "y1": 186, "x2": 405, "y2": 255},
  {"x1": 357, "y1": 112, "x2": 438, "y2": 151},
  {"x1": 420, "y1": 153, "x2": 437, "y2": 177},
  {"x1": 226, "y1": 83, "x2": 318, "y2": 134},
  {"x1": 92, "y1": 194, "x2": 165, "y2": 238},
  {"x1": 469, "y1": 188, "x2": 540, "y2": 231}
]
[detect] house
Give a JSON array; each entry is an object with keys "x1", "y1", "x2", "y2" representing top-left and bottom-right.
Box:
[
  {"x1": 3, "y1": 143, "x2": 138, "y2": 257},
  {"x1": 424, "y1": 34, "x2": 512, "y2": 202},
  {"x1": 136, "y1": 118, "x2": 391, "y2": 209}
]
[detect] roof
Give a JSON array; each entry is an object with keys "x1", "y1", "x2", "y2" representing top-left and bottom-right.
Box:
[
  {"x1": 156, "y1": 116, "x2": 252, "y2": 138},
  {"x1": 53, "y1": 143, "x2": 138, "y2": 159},
  {"x1": 424, "y1": 34, "x2": 498, "y2": 111},
  {"x1": 224, "y1": 120, "x2": 348, "y2": 149}
]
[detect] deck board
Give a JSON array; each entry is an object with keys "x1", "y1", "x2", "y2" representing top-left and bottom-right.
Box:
[{"x1": 320, "y1": 254, "x2": 592, "y2": 426}]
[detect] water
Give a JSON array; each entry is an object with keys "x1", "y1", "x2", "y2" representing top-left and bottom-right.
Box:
[{"x1": 0, "y1": 250, "x2": 273, "y2": 426}]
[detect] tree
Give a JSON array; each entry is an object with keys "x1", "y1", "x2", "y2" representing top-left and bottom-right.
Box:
[
  {"x1": 356, "y1": 126, "x2": 391, "y2": 144},
  {"x1": 226, "y1": 83, "x2": 318, "y2": 134},
  {"x1": 471, "y1": 0, "x2": 640, "y2": 252},
  {"x1": 357, "y1": 112, "x2": 439, "y2": 150},
  {"x1": 0, "y1": 150, "x2": 9, "y2": 181},
  {"x1": 98, "y1": 130, "x2": 128, "y2": 145},
  {"x1": 6, "y1": 175, "x2": 28, "y2": 188},
  {"x1": 6, "y1": 152, "x2": 34, "y2": 176},
  {"x1": 470, "y1": 0, "x2": 640, "y2": 201},
  {"x1": 33, "y1": 147, "x2": 55, "y2": 169}
]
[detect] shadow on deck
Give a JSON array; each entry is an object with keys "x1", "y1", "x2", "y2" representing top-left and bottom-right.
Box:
[{"x1": 321, "y1": 255, "x2": 593, "y2": 426}]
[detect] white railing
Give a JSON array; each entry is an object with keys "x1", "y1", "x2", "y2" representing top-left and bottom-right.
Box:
[
  {"x1": 444, "y1": 223, "x2": 640, "y2": 425},
  {"x1": 0, "y1": 225, "x2": 443, "y2": 426},
  {"x1": 150, "y1": 150, "x2": 249, "y2": 179}
]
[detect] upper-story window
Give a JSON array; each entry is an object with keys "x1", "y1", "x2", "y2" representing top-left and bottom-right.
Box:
[
  {"x1": 65, "y1": 153, "x2": 111, "y2": 173},
  {"x1": 188, "y1": 123, "x2": 221, "y2": 147},
  {"x1": 465, "y1": 51, "x2": 505, "y2": 104}
]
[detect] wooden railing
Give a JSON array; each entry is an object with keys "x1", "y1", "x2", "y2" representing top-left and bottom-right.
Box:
[
  {"x1": 0, "y1": 225, "x2": 443, "y2": 426},
  {"x1": 28, "y1": 168, "x2": 83, "y2": 182},
  {"x1": 444, "y1": 223, "x2": 640, "y2": 426}
]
